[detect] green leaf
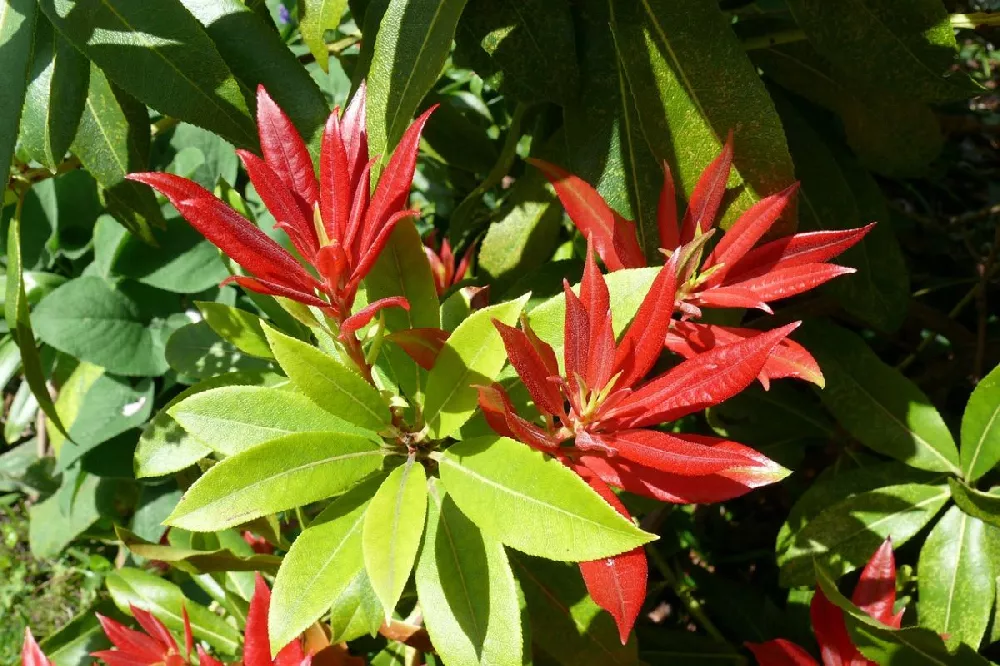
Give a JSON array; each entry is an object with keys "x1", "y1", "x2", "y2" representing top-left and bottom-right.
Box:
[
  {"x1": 609, "y1": 0, "x2": 796, "y2": 230},
  {"x1": 48, "y1": 361, "x2": 104, "y2": 456},
  {"x1": 117, "y1": 526, "x2": 281, "y2": 573},
  {"x1": 0, "y1": 0, "x2": 37, "y2": 182},
  {"x1": 71, "y1": 65, "x2": 164, "y2": 241},
  {"x1": 526, "y1": 267, "x2": 659, "y2": 367},
  {"x1": 773, "y1": 92, "x2": 909, "y2": 331},
  {"x1": 753, "y1": 42, "x2": 943, "y2": 177},
  {"x1": 815, "y1": 562, "x2": 991, "y2": 666},
  {"x1": 363, "y1": 458, "x2": 427, "y2": 616},
  {"x1": 300, "y1": 0, "x2": 348, "y2": 72},
  {"x1": 561, "y1": 0, "x2": 662, "y2": 259},
  {"x1": 135, "y1": 371, "x2": 277, "y2": 478},
  {"x1": 263, "y1": 322, "x2": 391, "y2": 431},
  {"x1": 106, "y1": 568, "x2": 241, "y2": 654},
  {"x1": 511, "y1": 552, "x2": 639, "y2": 666},
  {"x1": 948, "y1": 479, "x2": 1000, "y2": 530},
  {"x1": 439, "y1": 436, "x2": 655, "y2": 561},
  {"x1": 784, "y1": 0, "x2": 980, "y2": 103},
  {"x1": 366, "y1": 0, "x2": 468, "y2": 167},
  {"x1": 39, "y1": 601, "x2": 115, "y2": 666},
  {"x1": 38, "y1": 0, "x2": 255, "y2": 147},
  {"x1": 180, "y1": 0, "x2": 330, "y2": 152},
  {"x1": 196, "y1": 302, "x2": 272, "y2": 358},
  {"x1": 170, "y1": 385, "x2": 374, "y2": 456},
  {"x1": 165, "y1": 431, "x2": 384, "y2": 531},
  {"x1": 113, "y1": 217, "x2": 229, "y2": 293},
  {"x1": 917, "y1": 506, "x2": 994, "y2": 648},
  {"x1": 798, "y1": 323, "x2": 959, "y2": 473},
  {"x1": 364, "y1": 219, "x2": 440, "y2": 401},
  {"x1": 32, "y1": 277, "x2": 173, "y2": 376},
  {"x1": 271, "y1": 477, "x2": 382, "y2": 650},
  {"x1": 328, "y1": 568, "x2": 384, "y2": 643},
  {"x1": 455, "y1": 0, "x2": 577, "y2": 106},
  {"x1": 19, "y1": 15, "x2": 89, "y2": 170},
  {"x1": 961, "y1": 362, "x2": 1000, "y2": 482},
  {"x1": 424, "y1": 294, "x2": 529, "y2": 439},
  {"x1": 778, "y1": 481, "x2": 949, "y2": 587},
  {"x1": 166, "y1": 321, "x2": 275, "y2": 380},
  {"x1": 416, "y1": 480, "x2": 522, "y2": 666},
  {"x1": 29, "y1": 472, "x2": 110, "y2": 558},
  {"x1": 5, "y1": 194, "x2": 68, "y2": 438}
]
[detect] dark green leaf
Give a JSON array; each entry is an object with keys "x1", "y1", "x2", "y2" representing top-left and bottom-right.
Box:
[
  {"x1": 783, "y1": 0, "x2": 980, "y2": 103},
  {"x1": 917, "y1": 506, "x2": 994, "y2": 648},
  {"x1": 366, "y1": 0, "x2": 468, "y2": 165},
  {"x1": 609, "y1": 0, "x2": 796, "y2": 230},
  {"x1": 799, "y1": 322, "x2": 959, "y2": 473},
  {"x1": 165, "y1": 431, "x2": 384, "y2": 531},
  {"x1": 961, "y1": 362, "x2": 1000, "y2": 482},
  {"x1": 949, "y1": 479, "x2": 1000, "y2": 529},
  {"x1": 0, "y1": 0, "x2": 37, "y2": 181},
  {"x1": 29, "y1": 472, "x2": 109, "y2": 557},
  {"x1": 638, "y1": 629, "x2": 744, "y2": 665},
  {"x1": 38, "y1": 0, "x2": 256, "y2": 147},
  {"x1": 20, "y1": 15, "x2": 89, "y2": 170},
  {"x1": 113, "y1": 217, "x2": 230, "y2": 292},
  {"x1": 166, "y1": 321, "x2": 275, "y2": 380}
]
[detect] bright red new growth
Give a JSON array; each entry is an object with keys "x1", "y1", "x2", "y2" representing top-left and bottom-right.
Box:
[
  {"x1": 533, "y1": 133, "x2": 872, "y2": 388},
  {"x1": 423, "y1": 230, "x2": 475, "y2": 296},
  {"x1": 22, "y1": 629, "x2": 53, "y2": 666},
  {"x1": 128, "y1": 84, "x2": 434, "y2": 349},
  {"x1": 481, "y1": 240, "x2": 795, "y2": 641},
  {"x1": 747, "y1": 538, "x2": 901, "y2": 666},
  {"x1": 92, "y1": 604, "x2": 188, "y2": 666},
  {"x1": 246, "y1": 574, "x2": 310, "y2": 666}
]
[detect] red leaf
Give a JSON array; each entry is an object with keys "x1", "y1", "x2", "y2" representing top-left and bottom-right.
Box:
[
  {"x1": 131, "y1": 606, "x2": 178, "y2": 655},
  {"x1": 343, "y1": 158, "x2": 375, "y2": 260},
  {"x1": 522, "y1": 316, "x2": 560, "y2": 378},
  {"x1": 455, "y1": 242, "x2": 475, "y2": 284},
  {"x1": 363, "y1": 106, "x2": 436, "y2": 249},
  {"x1": 22, "y1": 629, "x2": 53, "y2": 666},
  {"x1": 198, "y1": 647, "x2": 226, "y2": 666},
  {"x1": 245, "y1": 575, "x2": 273, "y2": 666},
  {"x1": 182, "y1": 607, "x2": 192, "y2": 661},
  {"x1": 349, "y1": 209, "x2": 419, "y2": 288},
  {"x1": 811, "y1": 587, "x2": 863, "y2": 666},
  {"x1": 341, "y1": 297, "x2": 409, "y2": 337},
  {"x1": 340, "y1": 82, "x2": 369, "y2": 189},
  {"x1": 476, "y1": 384, "x2": 560, "y2": 452},
  {"x1": 592, "y1": 429, "x2": 759, "y2": 476},
  {"x1": 386, "y1": 328, "x2": 449, "y2": 370},
  {"x1": 746, "y1": 639, "x2": 820, "y2": 666},
  {"x1": 91, "y1": 651, "x2": 159, "y2": 666},
  {"x1": 665, "y1": 322, "x2": 824, "y2": 388},
  {"x1": 657, "y1": 161, "x2": 679, "y2": 250},
  {"x1": 95, "y1": 614, "x2": 164, "y2": 663},
  {"x1": 612, "y1": 216, "x2": 646, "y2": 270},
  {"x1": 256, "y1": 86, "x2": 318, "y2": 210},
  {"x1": 494, "y1": 320, "x2": 565, "y2": 417},
  {"x1": 692, "y1": 286, "x2": 773, "y2": 313},
  {"x1": 679, "y1": 130, "x2": 733, "y2": 244},
  {"x1": 128, "y1": 173, "x2": 320, "y2": 295},
  {"x1": 580, "y1": 246, "x2": 615, "y2": 389},
  {"x1": 722, "y1": 263, "x2": 855, "y2": 303},
  {"x1": 853, "y1": 538, "x2": 901, "y2": 628},
  {"x1": 577, "y1": 475, "x2": 647, "y2": 644},
  {"x1": 612, "y1": 252, "x2": 679, "y2": 388},
  {"x1": 724, "y1": 224, "x2": 875, "y2": 283},
  {"x1": 238, "y1": 149, "x2": 318, "y2": 260},
  {"x1": 701, "y1": 184, "x2": 799, "y2": 287},
  {"x1": 605, "y1": 323, "x2": 800, "y2": 428},
  {"x1": 530, "y1": 159, "x2": 645, "y2": 271},
  {"x1": 562, "y1": 279, "x2": 591, "y2": 383},
  {"x1": 320, "y1": 110, "x2": 352, "y2": 239},
  {"x1": 221, "y1": 276, "x2": 329, "y2": 308},
  {"x1": 476, "y1": 384, "x2": 517, "y2": 440}
]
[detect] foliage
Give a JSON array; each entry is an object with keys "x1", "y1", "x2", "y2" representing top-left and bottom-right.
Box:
[{"x1": 1, "y1": 0, "x2": 999, "y2": 665}]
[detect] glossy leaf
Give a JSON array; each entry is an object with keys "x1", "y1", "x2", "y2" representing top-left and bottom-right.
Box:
[
  {"x1": 949, "y1": 479, "x2": 1000, "y2": 530},
  {"x1": 367, "y1": 0, "x2": 467, "y2": 166},
  {"x1": 170, "y1": 385, "x2": 373, "y2": 456},
  {"x1": 270, "y1": 477, "x2": 380, "y2": 651},
  {"x1": 263, "y1": 322, "x2": 390, "y2": 431},
  {"x1": 0, "y1": 0, "x2": 36, "y2": 183},
  {"x1": 424, "y1": 294, "x2": 529, "y2": 439},
  {"x1": 165, "y1": 431, "x2": 383, "y2": 531},
  {"x1": 19, "y1": 15, "x2": 89, "y2": 170},
  {"x1": 778, "y1": 481, "x2": 949, "y2": 587},
  {"x1": 38, "y1": 0, "x2": 256, "y2": 147},
  {"x1": 416, "y1": 481, "x2": 522, "y2": 666},
  {"x1": 439, "y1": 436, "x2": 655, "y2": 561},
  {"x1": 609, "y1": 0, "x2": 795, "y2": 230},
  {"x1": 784, "y1": 0, "x2": 980, "y2": 103},
  {"x1": 300, "y1": 0, "x2": 347, "y2": 72},
  {"x1": 511, "y1": 552, "x2": 639, "y2": 666},
  {"x1": 363, "y1": 459, "x2": 427, "y2": 617},
  {"x1": 71, "y1": 64, "x2": 164, "y2": 240},
  {"x1": 798, "y1": 323, "x2": 959, "y2": 474},
  {"x1": 961, "y1": 362, "x2": 1000, "y2": 482},
  {"x1": 917, "y1": 506, "x2": 993, "y2": 648}
]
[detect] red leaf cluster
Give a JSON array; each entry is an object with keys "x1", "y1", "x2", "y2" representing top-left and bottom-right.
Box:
[
  {"x1": 747, "y1": 539, "x2": 903, "y2": 666},
  {"x1": 422, "y1": 230, "x2": 474, "y2": 296}
]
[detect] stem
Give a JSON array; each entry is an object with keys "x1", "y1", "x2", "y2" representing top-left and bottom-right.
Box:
[{"x1": 644, "y1": 545, "x2": 729, "y2": 645}]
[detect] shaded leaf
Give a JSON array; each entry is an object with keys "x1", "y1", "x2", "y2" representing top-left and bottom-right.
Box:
[
  {"x1": 0, "y1": 0, "x2": 37, "y2": 182},
  {"x1": 167, "y1": 320, "x2": 274, "y2": 380}
]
